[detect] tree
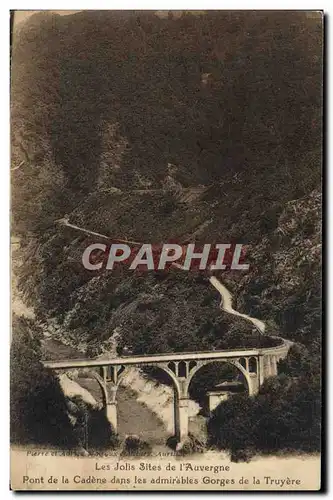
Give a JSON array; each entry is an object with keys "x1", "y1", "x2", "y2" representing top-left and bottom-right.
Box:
[{"x1": 10, "y1": 315, "x2": 76, "y2": 447}]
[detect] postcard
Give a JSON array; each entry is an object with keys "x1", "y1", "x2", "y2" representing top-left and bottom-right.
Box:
[{"x1": 10, "y1": 10, "x2": 323, "y2": 491}]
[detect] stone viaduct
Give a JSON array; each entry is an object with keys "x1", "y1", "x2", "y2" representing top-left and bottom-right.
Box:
[{"x1": 44, "y1": 337, "x2": 290, "y2": 444}]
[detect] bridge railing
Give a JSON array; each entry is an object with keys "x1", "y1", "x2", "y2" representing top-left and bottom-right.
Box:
[{"x1": 42, "y1": 337, "x2": 288, "y2": 368}]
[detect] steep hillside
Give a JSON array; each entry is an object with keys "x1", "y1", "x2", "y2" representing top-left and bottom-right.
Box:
[
  {"x1": 11, "y1": 10, "x2": 322, "y2": 361},
  {"x1": 236, "y1": 188, "x2": 322, "y2": 347}
]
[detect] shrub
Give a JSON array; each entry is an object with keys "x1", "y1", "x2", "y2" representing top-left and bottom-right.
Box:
[
  {"x1": 207, "y1": 374, "x2": 321, "y2": 461},
  {"x1": 121, "y1": 435, "x2": 152, "y2": 456},
  {"x1": 66, "y1": 396, "x2": 119, "y2": 452},
  {"x1": 10, "y1": 316, "x2": 77, "y2": 448}
]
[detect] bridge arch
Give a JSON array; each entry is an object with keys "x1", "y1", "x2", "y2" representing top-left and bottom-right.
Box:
[
  {"x1": 70, "y1": 368, "x2": 109, "y2": 407},
  {"x1": 100, "y1": 363, "x2": 184, "y2": 438},
  {"x1": 103, "y1": 363, "x2": 183, "y2": 401},
  {"x1": 184, "y1": 359, "x2": 252, "y2": 397}
]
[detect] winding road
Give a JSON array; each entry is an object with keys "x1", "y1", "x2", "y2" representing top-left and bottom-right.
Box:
[{"x1": 209, "y1": 276, "x2": 266, "y2": 333}]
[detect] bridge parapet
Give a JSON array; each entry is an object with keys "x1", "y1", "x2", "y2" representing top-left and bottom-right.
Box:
[{"x1": 43, "y1": 336, "x2": 288, "y2": 370}]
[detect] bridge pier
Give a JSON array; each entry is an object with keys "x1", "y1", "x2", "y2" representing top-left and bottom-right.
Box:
[
  {"x1": 270, "y1": 355, "x2": 277, "y2": 376},
  {"x1": 247, "y1": 373, "x2": 260, "y2": 396},
  {"x1": 104, "y1": 382, "x2": 118, "y2": 433},
  {"x1": 174, "y1": 395, "x2": 189, "y2": 443},
  {"x1": 262, "y1": 354, "x2": 277, "y2": 378},
  {"x1": 259, "y1": 355, "x2": 265, "y2": 385},
  {"x1": 105, "y1": 402, "x2": 118, "y2": 433}
]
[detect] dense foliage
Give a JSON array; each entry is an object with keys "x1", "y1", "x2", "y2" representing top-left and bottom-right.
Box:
[
  {"x1": 10, "y1": 315, "x2": 76, "y2": 446},
  {"x1": 208, "y1": 344, "x2": 321, "y2": 459},
  {"x1": 10, "y1": 315, "x2": 118, "y2": 449}
]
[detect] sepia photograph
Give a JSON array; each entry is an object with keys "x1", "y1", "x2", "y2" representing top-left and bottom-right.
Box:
[{"x1": 10, "y1": 9, "x2": 323, "y2": 491}]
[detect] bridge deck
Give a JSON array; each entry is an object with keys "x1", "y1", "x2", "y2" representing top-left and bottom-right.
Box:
[{"x1": 43, "y1": 348, "x2": 271, "y2": 369}]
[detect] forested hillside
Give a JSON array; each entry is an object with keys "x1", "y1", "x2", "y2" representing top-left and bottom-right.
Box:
[{"x1": 11, "y1": 11, "x2": 322, "y2": 454}]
